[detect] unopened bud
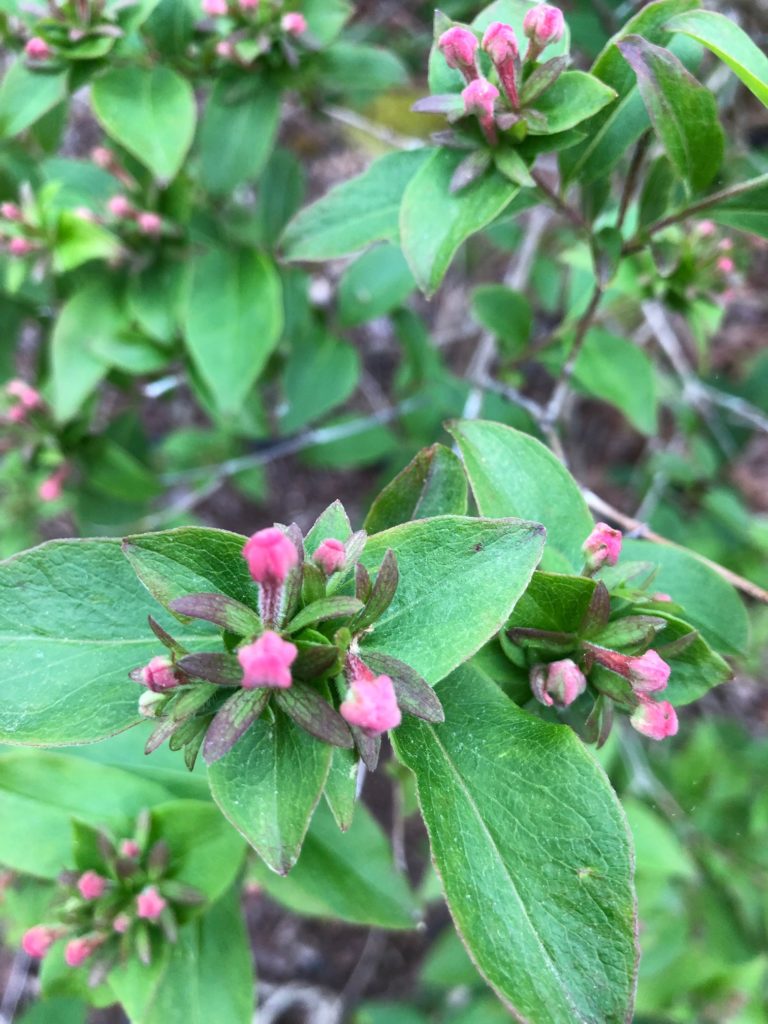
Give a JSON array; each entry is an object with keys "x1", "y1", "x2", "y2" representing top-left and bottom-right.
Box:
[
  {"x1": 8, "y1": 237, "x2": 33, "y2": 257},
  {"x1": 137, "y1": 211, "x2": 162, "y2": 236},
  {"x1": 243, "y1": 527, "x2": 299, "y2": 586},
  {"x1": 482, "y1": 21, "x2": 520, "y2": 107},
  {"x1": 136, "y1": 886, "x2": 167, "y2": 921},
  {"x1": 216, "y1": 40, "x2": 235, "y2": 58},
  {"x1": 65, "y1": 935, "x2": 102, "y2": 967},
  {"x1": 202, "y1": 0, "x2": 228, "y2": 14},
  {"x1": 340, "y1": 654, "x2": 401, "y2": 736},
  {"x1": 438, "y1": 26, "x2": 479, "y2": 83},
  {"x1": 113, "y1": 913, "x2": 131, "y2": 933},
  {"x1": 77, "y1": 871, "x2": 107, "y2": 901},
  {"x1": 462, "y1": 78, "x2": 500, "y2": 144},
  {"x1": 140, "y1": 656, "x2": 179, "y2": 693},
  {"x1": 38, "y1": 466, "x2": 67, "y2": 503},
  {"x1": 22, "y1": 925, "x2": 61, "y2": 959},
  {"x1": 281, "y1": 12, "x2": 307, "y2": 34},
  {"x1": 717, "y1": 256, "x2": 734, "y2": 274},
  {"x1": 108, "y1": 195, "x2": 134, "y2": 219},
  {"x1": 138, "y1": 690, "x2": 166, "y2": 718},
  {"x1": 0, "y1": 202, "x2": 22, "y2": 221},
  {"x1": 523, "y1": 4, "x2": 565, "y2": 60},
  {"x1": 7, "y1": 379, "x2": 42, "y2": 409},
  {"x1": 238, "y1": 631, "x2": 297, "y2": 689},
  {"x1": 120, "y1": 839, "x2": 140, "y2": 858},
  {"x1": 582, "y1": 522, "x2": 622, "y2": 571},
  {"x1": 630, "y1": 698, "x2": 678, "y2": 740},
  {"x1": 313, "y1": 537, "x2": 346, "y2": 576},
  {"x1": 91, "y1": 146, "x2": 113, "y2": 168},
  {"x1": 588, "y1": 646, "x2": 670, "y2": 694},
  {"x1": 25, "y1": 37, "x2": 52, "y2": 60},
  {"x1": 531, "y1": 658, "x2": 587, "y2": 708}
]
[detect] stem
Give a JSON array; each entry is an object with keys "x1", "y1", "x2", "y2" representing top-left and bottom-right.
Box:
[
  {"x1": 617, "y1": 133, "x2": 650, "y2": 230},
  {"x1": 543, "y1": 281, "x2": 604, "y2": 427},
  {"x1": 531, "y1": 169, "x2": 587, "y2": 231}
]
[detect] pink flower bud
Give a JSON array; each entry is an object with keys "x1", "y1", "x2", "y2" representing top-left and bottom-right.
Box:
[
  {"x1": 38, "y1": 466, "x2": 67, "y2": 503},
  {"x1": 25, "y1": 37, "x2": 52, "y2": 60},
  {"x1": 522, "y1": 4, "x2": 565, "y2": 57},
  {"x1": 216, "y1": 40, "x2": 235, "y2": 58},
  {"x1": 137, "y1": 211, "x2": 162, "y2": 235},
  {"x1": 340, "y1": 654, "x2": 401, "y2": 736},
  {"x1": 91, "y1": 146, "x2": 113, "y2": 168},
  {"x1": 719, "y1": 238, "x2": 734, "y2": 252},
  {"x1": 589, "y1": 646, "x2": 670, "y2": 694},
  {"x1": 7, "y1": 405, "x2": 26, "y2": 424},
  {"x1": 717, "y1": 257, "x2": 734, "y2": 274},
  {"x1": 1, "y1": 202, "x2": 22, "y2": 221},
  {"x1": 482, "y1": 22, "x2": 520, "y2": 107},
  {"x1": 7, "y1": 379, "x2": 41, "y2": 409},
  {"x1": 140, "y1": 655, "x2": 179, "y2": 692},
  {"x1": 462, "y1": 78, "x2": 500, "y2": 144},
  {"x1": 112, "y1": 914, "x2": 131, "y2": 934},
  {"x1": 136, "y1": 886, "x2": 167, "y2": 921},
  {"x1": 531, "y1": 659, "x2": 587, "y2": 708},
  {"x1": 238, "y1": 631, "x2": 297, "y2": 689},
  {"x1": 630, "y1": 698, "x2": 678, "y2": 741},
  {"x1": 120, "y1": 839, "x2": 140, "y2": 858},
  {"x1": 313, "y1": 537, "x2": 346, "y2": 576},
  {"x1": 697, "y1": 219, "x2": 716, "y2": 237},
  {"x1": 65, "y1": 936, "x2": 101, "y2": 967},
  {"x1": 652, "y1": 592, "x2": 673, "y2": 603},
  {"x1": 582, "y1": 522, "x2": 622, "y2": 571},
  {"x1": 8, "y1": 237, "x2": 33, "y2": 257},
  {"x1": 22, "y1": 925, "x2": 60, "y2": 959},
  {"x1": 243, "y1": 527, "x2": 299, "y2": 586},
  {"x1": 438, "y1": 26, "x2": 479, "y2": 82},
  {"x1": 108, "y1": 195, "x2": 134, "y2": 219},
  {"x1": 281, "y1": 12, "x2": 308, "y2": 34},
  {"x1": 202, "y1": 0, "x2": 228, "y2": 14},
  {"x1": 77, "y1": 871, "x2": 107, "y2": 901},
  {"x1": 239, "y1": 0, "x2": 259, "y2": 8}
]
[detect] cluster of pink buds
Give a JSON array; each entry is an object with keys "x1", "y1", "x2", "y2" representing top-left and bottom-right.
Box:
[
  {"x1": 107, "y1": 196, "x2": 164, "y2": 237},
  {"x1": 4, "y1": 378, "x2": 43, "y2": 425},
  {"x1": 130, "y1": 507, "x2": 443, "y2": 770},
  {"x1": 21, "y1": 818, "x2": 201, "y2": 974},
  {"x1": 1, "y1": 202, "x2": 39, "y2": 259},
  {"x1": 202, "y1": 0, "x2": 308, "y2": 65}
]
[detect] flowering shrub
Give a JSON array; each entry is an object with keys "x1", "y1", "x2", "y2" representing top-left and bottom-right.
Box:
[{"x1": 1, "y1": 0, "x2": 768, "y2": 1022}]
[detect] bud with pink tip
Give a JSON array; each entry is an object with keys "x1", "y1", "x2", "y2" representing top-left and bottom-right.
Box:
[
  {"x1": 243, "y1": 527, "x2": 299, "y2": 586},
  {"x1": 462, "y1": 78, "x2": 500, "y2": 145},
  {"x1": 136, "y1": 886, "x2": 167, "y2": 921},
  {"x1": 120, "y1": 839, "x2": 140, "y2": 858},
  {"x1": 25, "y1": 37, "x2": 52, "y2": 61},
  {"x1": 482, "y1": 22, "x2": 520, "y2": 107},
  {"x1": 78, "y1": 871, "x2": 107, "y2": 901},
  {"x1": 7, "y1": 379, "x2": 42, "y2": 409},
  {"x1": 1, "y1": 202, "x2": 22, "y2": 221},
  {"x1": 630, "y1": 698, "x2": 678, "y2": 740},
  {"x1": 588, "y1": 646, "x2": 671, "y2": 694},
  {"x1": 113, "y1": 913, "x2": 131, "y2": 934},
  {"x1": 22, "y1": 925, "x2": 61, "y2": 959},
  {"x1": 313, "y1": 538, "x2": 346, "y2": 576},
  {"x1": 438, "y1": 26, "x2": 479, "y2": 83},
  {"x1": 65, "y1": 936, "x2": 101, "y2": 967},
  {"x1": 340, "y1": 654, "x2": 402, "y2": 736},
  {"x1": 202, "y1": 0, "x2": 228, "y2": 14},
  {"x1": 582, "y1": 522, "x2": 622, "y2": 571},
  {"x1": 697, "y1": 219, "x2": 716, "y2": 237},
  {"x1": 531, "y1": 658, "x2": 587, "y2": 708},
  {"x1": 91, "y1": 146, "x2": 113, "y2": 169},
  {"x1": 8, "y1": 237, "x2": 33, "y2": 257},
  {"x1": 281, "y1": 12, "x2": 308, "y2": 34},
  {"x1": 137, "y1": 211, "x2": 162, "y2": 236},
  {"x1": 140, "y1": 655, "x2": 180, "y2": 692},
  {"x1": 238, "y1": 630, "x2": 297, "y2": 689},
  {"x1": 522, "y1": 4, "x2": 565, "y2": 61},
  {"x1": 38, "y1": 466, "x2": 68, "y2": 503},
  {"x1": 717, "y1": 257, "x2": 734, "y2": 274},
  {"x1": 108, "y1": 195, "x2": 134, "y2": 219}
]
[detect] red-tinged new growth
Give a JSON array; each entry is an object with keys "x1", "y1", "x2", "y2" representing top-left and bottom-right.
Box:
[
  {"x1": 522, "y1": 4, "x2": 565, "y2": 62},
  {"x1": 238, "y1": 631, "x2": 297, "y2": 689},
  {"x1": 243, "y1": 526, "x2": 299, "y2": 625},
  {"x1": 136, "y1": 886, "x2": 167, "y2": 921},
  {"x1": 590, "y1": 647, "x2": 671, "y2": 694},
  {"x1": 482, "y1": 21, "x2": 520, "y2": 108},
  {"x1": 202, "y1": 0, "x2": 228, "y2": 14},
  {"x1": 141, "y1": 655, "x2": 180, "y2": 693},
  {"x1": 341, "y1": 654, "x2": 402, "y2": 736},
  {"x1": 531, "y1": 658, "x2": 587, "y2": 708},
  {"x1": 438, "y1": 26, "x2": 479, "y2": 83},
  {"x1": 282, "y1": 12, "x2": 308, "y2": 34},
  {"x1": 137, "y1": 211, "x2": 162, "y2": 236},
  {"x1": 25, "y1": 37, "x2": 52, "y2": 60},
  {"x1": 65, "y1": 936, "x2": 102, "y2": 967},
  {"x1": 462, "y1": 78, "x2": 500, "y2": 145},
  {"x1": 582, "y1": 521, "x2": 622, "y2": 572},
  {"x1": 22, "y1": 925, "x2": 62, "y2": 959},
  {"x1": 630, "y1": 699, "x2": 679, "y2": 740},
  {"x1": 314, "y1": 537, "x2": 346, "y2": 575},
  {"x1": 78, "y1": 871, "x2": 107, "y2": 901}
]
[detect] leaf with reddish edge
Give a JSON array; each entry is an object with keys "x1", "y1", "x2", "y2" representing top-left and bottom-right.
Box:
[
  {"x1": 203, "y1": 689, "x2": 271, "y2": 765},
  {"x1": 362, "y1": 651, "x2": 444, "y2": 724},
  {"x1": 293, "y1": 643, "x2": 341, "y2": 681},
  {"x1": 350, "y1": 549, "x2": 399, "y2": 634},
  {"x1": 274, "y1": 683, "x2": 353, "y2": 748},
  {"x1": 364, "y1": 444, "x2": 468, "y2": 535},
  {"x1": 169, "y1": 593, "x2": 262, "y2": 637},
  {"x1": 178, "y1": 653, "x2": 243, "y2": 687}
]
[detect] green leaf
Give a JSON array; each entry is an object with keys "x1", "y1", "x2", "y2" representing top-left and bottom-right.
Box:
[
  {"x1": 0, "y1": 750, "x2": 171, "y2": 878},
  {"x1": 91, "y1": 66, "x2": 196, "y2": 182},
  {"x1": 128, "y1": 260, "x2": 187, "y2": 345},
  {"x1": 282, "y1": 149, "x2": 432, "y2": 261},
  {"x1": 448, "y1": 419, "x2": 593, "y2": 571},
  {"x1": 302, "y1": 0, "x2": 351, "y2": 43},
  {"x1": 52, "y1": 212, "x2": 120, "y2": 273},
  {"x1": 470, "y1": 284, "x2": 532, "y2": 356},
  {"x1": 0, "y1": 62, "x2": 68, "y2": 138},
  {"x1": 122, "y1": 526, "x2": 256, "y2": 612},
  {"x1": 324, "y1": 745, "x2": 358, "y2": 830},
  {"x1": 650, "y1": 612, "x2": 732, "y2": 705},
  {"x1": 666, "y1": 10, "x2": 768, "y2": 108},
  {"x1": 0, "y1": 539, "x2": 207, "y2": 745},
  {"x1": 208, "y1": 708, "x2": 331, "y2": 873},
  {"x1": 249, "y1": 801, "x2": 418, "y2": 929},
  {"x1": 508, "y1": 571, "x2": 596, "y2": 634},
  {"x1": 279, "y1": 329, "x2": 359, "y2": 434},
  {"x1": 184, "y1": 248, "x2": 283, "y2": 415},
  {"x1": 400, "y1": 149, "x2": 518, "y2": 297},
  {"x1": 338, "y1": 243, "x2": 415, "y2": 326},
  {"x1": 304, "y1": 500, "x2": 353, "y2": 554},
  {"x1": 618, "y1": 35, "x2": 723, "y2": 193},
  {"x1": 364, "y1": 444, "x2": 468, "y2": 534},
  {"x1": 199, "y1": 80, "x2": 281, "y2": 195},
  {"x1": 393, "y1": 664, "x2": 637, "y2": 1024},
  {"x1": 620, "y1": 539, "x2": 748, "y2": 657},
  {"x1": 561, "y1": 0, "x2": 700, "y2": 185},
  {"x1": 703, "y1": 173, "x2": 768, "y2": 240},
  {"x1": 358, "y1": 515, "x2": 545, "y2": 685},
  {"x1": 530, "y1": 71, "x2": 617, "y2": 134},
  {"x1": 573, "y1": 329, "x2": 658, "y2": 435},
  {"x1": 50, "y1": 284, "x2": 124, "y2": 423}
]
